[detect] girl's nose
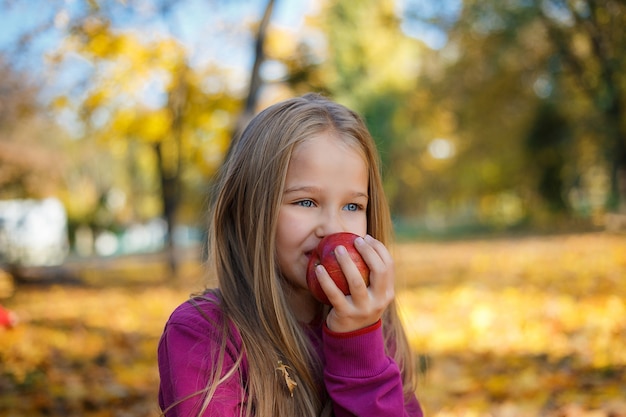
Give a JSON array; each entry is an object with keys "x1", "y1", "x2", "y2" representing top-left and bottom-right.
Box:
[{"x1": 315, "y1": 209, "x2": 345, "y2": 237}]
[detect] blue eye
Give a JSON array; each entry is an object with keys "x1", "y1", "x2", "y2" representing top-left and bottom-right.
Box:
[
  {"x1": 343, "y1": 203, "x2": 360, "y2": 212},
  {"x1": 296, "y1": 200, "x2": 315, "y2": 208}
]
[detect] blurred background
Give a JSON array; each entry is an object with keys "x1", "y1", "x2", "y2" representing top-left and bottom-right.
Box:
[{"x1": 0, "y1": 0, "x2": 625, "y2": 416}]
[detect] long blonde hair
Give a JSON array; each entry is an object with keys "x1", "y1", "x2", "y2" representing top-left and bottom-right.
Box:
[{"x1": 201, "y1": 93, "x2": 415, "y2": 416}]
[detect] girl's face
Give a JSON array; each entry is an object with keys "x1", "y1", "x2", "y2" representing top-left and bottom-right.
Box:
[{"x1": 276, "y1": 132, "x2": 368, "y2": 310}]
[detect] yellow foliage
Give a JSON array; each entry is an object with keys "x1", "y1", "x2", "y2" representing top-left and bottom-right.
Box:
[
  {"x1": 50, "y1": 95, "x2": 69, "y2": 110},
  {"x1": 266, "y1": 27, "x2": 299, "y2": 58},
  {"x1": 59, "y1": 177, "x2": 99, "y2": 219},
  {"x1": 87, "y1": 32, "x2": 113, "y2": 58},
  {"x1": 83, "y1": 90, "x2": 108, "y2": 111},
  {"x1": 136, "y1": 109, "x2": 171, "y2": 143},
  {"x1": 110, "y1": 108, "x2": 136, "y2": 135}
]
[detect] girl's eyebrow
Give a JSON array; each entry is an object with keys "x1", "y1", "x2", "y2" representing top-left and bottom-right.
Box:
[
  {"x1": 352, "y1": 192, "x2": 370, "y2": 200},
  {"x1": 283, "y1": 186, "x2": 320, "y2": 195},
  {"x1": 283, "y1": 186, "x2": 369, "y2": 200}
]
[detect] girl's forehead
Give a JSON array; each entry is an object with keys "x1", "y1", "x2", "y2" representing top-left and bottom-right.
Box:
[
  {"x1": 285, "y1": 133, "x2": 369, "y2": 191},
  {"x1": 293, "y1": 131, "x2": 366, "y2": 160}
]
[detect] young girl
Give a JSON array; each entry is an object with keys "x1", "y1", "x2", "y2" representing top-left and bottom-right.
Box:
[{"x1": 158, "y1": 93, "x2": 423, "y2": 417}]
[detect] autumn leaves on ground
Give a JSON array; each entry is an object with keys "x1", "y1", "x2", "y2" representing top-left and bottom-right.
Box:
[{"x1": 1, "y1": 233, "x2": 625, "y2": 417}]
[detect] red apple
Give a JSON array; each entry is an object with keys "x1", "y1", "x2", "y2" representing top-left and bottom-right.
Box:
[{"x1": 306, "y1": 232, "x2": 370, "y2": 305}]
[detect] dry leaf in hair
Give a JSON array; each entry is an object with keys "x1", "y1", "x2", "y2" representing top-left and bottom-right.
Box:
[{"x1": 275, "y1": 361, "x2": 297, "y2": 397}]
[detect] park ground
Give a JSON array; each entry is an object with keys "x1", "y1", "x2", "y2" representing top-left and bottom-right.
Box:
[{"x1": 1, "y1": 232, "x2": 625, "y2": 416}]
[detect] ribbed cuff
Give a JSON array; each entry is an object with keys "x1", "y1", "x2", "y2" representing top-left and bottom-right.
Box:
[
  {"x1": 323, "y1": 319, "x2": 381, "y2": 338},
  {"x1": 322, "y1": 319, "x2": 388, "y2": 377}
]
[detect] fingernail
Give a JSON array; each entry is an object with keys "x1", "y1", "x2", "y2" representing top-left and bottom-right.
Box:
[
  {"x1": 354, "y1": 236, "x2": 365, "y2": 245},
  {"x1": 335, "y1": 245, "x2": 347, "y2": 255}
]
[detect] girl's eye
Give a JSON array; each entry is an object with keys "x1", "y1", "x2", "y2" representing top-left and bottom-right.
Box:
[
  {"x1": 343, "y1": 203, "x2": 361, "y2": 212},
  {"x1": 296, "y1": 200, "x2": 315, "y2": 208}
]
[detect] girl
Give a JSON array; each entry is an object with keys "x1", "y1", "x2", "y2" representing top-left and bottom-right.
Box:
[{"x1": 158, "y1": 93, "x2": 423, "y2": 416}]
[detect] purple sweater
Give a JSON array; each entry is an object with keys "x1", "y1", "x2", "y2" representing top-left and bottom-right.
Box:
[{"x1": 158, "y1": 292, "x2": 423, "y2": 417}]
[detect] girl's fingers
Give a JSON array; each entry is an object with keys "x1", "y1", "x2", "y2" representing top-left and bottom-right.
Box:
[
  {"x1": 334, "y1": 245, "x2": 369, "y2": 299},
  {"x1": 314, "y1": 264, "x2": 349, "y2": 306},
  {"x1": 319, "y1": 236, "x2": 396, "y2": 332},
  {"x1": 354, "y1": 235, "x2": 395, "y2": 295}
]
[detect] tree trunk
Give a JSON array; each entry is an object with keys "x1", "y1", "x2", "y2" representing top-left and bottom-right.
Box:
[
  {"x1": 153, "y1": 65, "x2": 189, "y2": 278},
  {"x1": 154, "y1": 142, "x2": 180, "y2": 276},
  {"x1": 232, "y1": 0, "x2": 276, "y2": 140},
  {"x1": 604, "y1": 94, "x2": 626, "y2": 213}
]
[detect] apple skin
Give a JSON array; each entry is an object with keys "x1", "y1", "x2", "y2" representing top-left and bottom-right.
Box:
[{"x1": 306, "y1": 232, "x2": 370, "y2": 305}]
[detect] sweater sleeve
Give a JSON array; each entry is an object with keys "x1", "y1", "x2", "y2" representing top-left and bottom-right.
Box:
[
  {"x1": 322, "y1": 320, "x2": 423, "y2": 417},
  {"x1": 158, "y1": 300, "x2": 246, "y2": 417}
]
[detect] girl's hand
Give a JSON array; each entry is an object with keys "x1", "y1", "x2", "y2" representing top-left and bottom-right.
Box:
[{"x1": 315, "y1": 234, "x2": 395, "y2": 333}]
